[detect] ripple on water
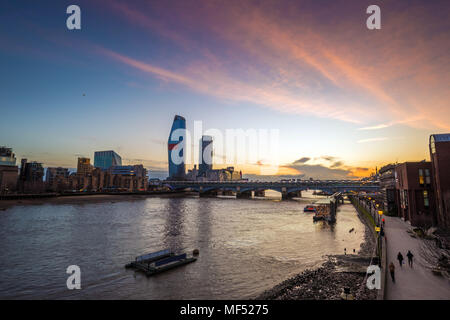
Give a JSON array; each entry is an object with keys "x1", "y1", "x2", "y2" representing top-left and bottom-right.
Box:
[{"x1": 0, "y1": 193, "x2": 365, "y2": 299}]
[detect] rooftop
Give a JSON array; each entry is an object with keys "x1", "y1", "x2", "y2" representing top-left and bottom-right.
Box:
[{"x1": 431, "y1": 133, "x2": 450, "y2": 142}]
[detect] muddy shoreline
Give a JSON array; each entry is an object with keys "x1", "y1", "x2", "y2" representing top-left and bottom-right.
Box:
[{"x1": 257, "y1": 203, "x2": 377, "y2": 300}]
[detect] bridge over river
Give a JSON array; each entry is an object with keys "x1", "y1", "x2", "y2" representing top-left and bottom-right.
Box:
[{"x1": 165, "y1": 180, "x2": 380, "y2": 200}]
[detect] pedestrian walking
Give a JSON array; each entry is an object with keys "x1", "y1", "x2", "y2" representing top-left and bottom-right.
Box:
[
  {"x1": 406, "y1": 250, "x2": 414, "y2": 267},
  {"x1": 397, "y1": 252, "x2": 404, "y2": 267},
  {"x1": 389, "y1": 262, "x2": 395, "y2": 283}
]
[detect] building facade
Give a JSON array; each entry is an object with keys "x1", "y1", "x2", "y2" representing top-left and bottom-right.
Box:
[
  {"x1": 186, "y1": 165, "x2": 242, "y2": 182},
  {"x1": 77, "y1": 157, "x2": 93, "y2": 176},
  {"x1": 94, "y1": 150, "x2": 122, "y2": 170},
  {"x1": 19, "y1": 159, "x2": 45, "y2": 193},
  {"x1": 69, "y1": 165, "x2": 148, "y2": 192},
  {"x1": 394, "y1": 162, "x2": 435, "y2": 228},
  {"x1": 199, "y1": 135, "x2": 213, "y2": 176},
  {"x1": 0, "y1": 165, "x2": 18, "y2": 193},
  {"x1": 168, "y1": 115, "x2": 186, "y2": 180},
  {"x1": 0, "y1": 146, "x2": 18, "y2": 193},
  {"x1": 45, "y1": 167, "x2": 70, "y2": 192},
  {"x1": 379, "y1": 163, "x2": 397, "y2": 215},
  {"x1": 429, "y1": 134, "x2": 450, "y2": 230},
  {"x1": 0, "y1": 146, "x2": 17, "y2": 166}
]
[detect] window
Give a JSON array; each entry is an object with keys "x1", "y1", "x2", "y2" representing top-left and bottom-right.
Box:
[
  {"x1": 404, "y1": 190, "x2": 408, "y2": 207},
  {"x1": 419, "y1": 169, "x2": 424, "y2": 186},
  {"x1": 425, "y1": 169, "x2": 431, "y2": 185},
  {"x1": 423, "y1": 190, "x2": 429, "y2": 208},
  {"x1": 430, "y1": 136, "x2": 436, "y2": 154},
  {"x1": 400, "y1": 189, "x2": 408, "y2": 209}
]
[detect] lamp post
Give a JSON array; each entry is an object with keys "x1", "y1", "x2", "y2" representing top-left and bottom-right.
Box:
[
  {"x1": 376, "y1": 203, "x2": 380, "y2": 226},
  {"x1": 372, "y1": 199, "x2": 376, "y2": 221}
]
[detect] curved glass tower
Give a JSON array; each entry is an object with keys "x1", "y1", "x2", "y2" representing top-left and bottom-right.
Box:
[{"x1": 168, "y1": 115, "x2": 186, "y2": 180}]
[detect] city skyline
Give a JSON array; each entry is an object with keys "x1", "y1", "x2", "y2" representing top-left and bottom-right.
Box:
[{"x1": 1, "y1": 0, "x2": 449, "y2": 179}]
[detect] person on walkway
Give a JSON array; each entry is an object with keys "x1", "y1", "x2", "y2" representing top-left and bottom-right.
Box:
[
  {"x1": 389, "y1": 262, "x2": 396, "y2": 283},
  {"x1": 406, "y1": 250, "x2": 414, "y2": 267},
  {"x1": 397, "y1": 252, "x2": 404, "y2": 267}
]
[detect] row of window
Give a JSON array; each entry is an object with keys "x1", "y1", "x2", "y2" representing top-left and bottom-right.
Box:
[
  {"x1": 418, "y1": 168, "x2": 431, "y2": 186},
  {"x1": 400, "y1": 189, "x2": 429, "y2": 209}
]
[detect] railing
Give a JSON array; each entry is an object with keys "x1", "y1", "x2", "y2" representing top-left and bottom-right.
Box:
[{"x1": 350, "y1": 196, "x2": 386, "y2": 300}]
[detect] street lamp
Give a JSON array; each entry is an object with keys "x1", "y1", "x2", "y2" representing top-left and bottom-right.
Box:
[{"x1": 378, "y1": 210, "x2": 383, "y2": 226}]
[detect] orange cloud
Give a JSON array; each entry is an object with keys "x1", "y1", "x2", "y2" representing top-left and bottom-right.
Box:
[{"x1": 103, "y1": 0, "x2": 450, "y2": 130}]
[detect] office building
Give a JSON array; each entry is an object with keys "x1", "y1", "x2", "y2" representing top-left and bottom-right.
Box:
[
  {"x1": 77, "y1": 157, "x2": 93, "y2": 176},
  {"x1": 0, "y1": 146, "x2": 17, "y2": 166},
  {"x1": 0, "y1": 146, "x2": 19, "y2": 193},
  {"x1": 105, "y1": 165, "x2": 148, "y2": 191},
  {"x1": 429, "y1": 133, "x2": 450, "y2": 230},
  {"x1": 199, "y1": 135, "x2": 213, "y2": 176},
  {"x1": 46, "y1": 167, "x2": 70, "y2": 192},
  {"x1": 68, "y1": 164, "x2": 148, "y2": 192},
  {"x1": 19, "y1": 159, "x2": 45, "y2": 193},
  {"x1": 168, "y1": 115, "x2": 186, "y2": 180},
  {"x1": 94, "y1": 150, "x2": 122, "y2": 170}
]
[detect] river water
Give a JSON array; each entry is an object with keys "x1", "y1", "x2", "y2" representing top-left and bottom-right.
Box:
[{"x1": 0, "y1": 191, "x2": 365, "y2": 299}]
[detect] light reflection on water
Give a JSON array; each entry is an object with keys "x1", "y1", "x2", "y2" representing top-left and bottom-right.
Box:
[{"x1": 0, "y1": 191, "x2": 365, "y2": 299}]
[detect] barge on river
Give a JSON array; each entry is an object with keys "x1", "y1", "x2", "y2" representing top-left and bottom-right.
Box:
[
  {"x1": 125, "y1": 249, "x2": 197, "y2": 276},
  {"x1": 312, "y1": 198, "x2": 337, "y2": 223}
]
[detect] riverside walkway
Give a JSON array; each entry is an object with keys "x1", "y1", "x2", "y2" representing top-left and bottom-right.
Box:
[{"x1": 384, "y1": 216, "x2": 450, "y2": 300}]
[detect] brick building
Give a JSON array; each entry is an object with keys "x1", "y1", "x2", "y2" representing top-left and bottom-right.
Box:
[
  {"x1": 45, "y1": 167, "x2": 70, "y2": 192},
  {"x1": 394, "y1": 161, "x2": 435, "y2": 228},
  {"x1": 379, "y1": 163, "x2": 397, "y2": 215},
  {"x1": 429, "y1": 134, "x2": 450, "y2": 230},
  {"x1": 69, "y1": 165, "x2": 147, "y2": 192},
  {"x1": 0, "y1": 165, "x2": 18, "y2": 193}
]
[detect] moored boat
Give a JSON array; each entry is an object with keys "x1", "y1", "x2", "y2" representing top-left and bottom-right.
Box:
[
  {"x1": 125, "y1": 248, "x2": 173, "y2": 268},
  {"x1": 125, "y1": 249, "x2": 197, "y2": 276}
]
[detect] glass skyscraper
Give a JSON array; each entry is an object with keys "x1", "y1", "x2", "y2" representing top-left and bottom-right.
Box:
[
  {"x1": 168, "y1": 115, "x2": 186, "y2": 180},
  {"x1": 94, "y1": 150, "x2": 122, "y2": 170},
  {"x1": 199, "y1": 135, "x2": 213, "y2": 175}
]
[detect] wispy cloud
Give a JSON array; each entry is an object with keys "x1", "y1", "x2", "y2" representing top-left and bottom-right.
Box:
[
  {"x1": 358, "y1": 124, "x2": 391, "y2": 131},
  {"x1": 97, "y1": 46, "x2": 364, "y2": 123},
  {"x1": 357, "y1": 137, "x2": 389, "y2": 143},
  {"x1": 101, "y1": 0, "x2": 450, "y2": 130}
]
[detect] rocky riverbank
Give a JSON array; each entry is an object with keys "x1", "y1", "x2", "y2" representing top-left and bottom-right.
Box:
[{"x1": 257, "y1": 203, "x2": 378, "y2": 300}]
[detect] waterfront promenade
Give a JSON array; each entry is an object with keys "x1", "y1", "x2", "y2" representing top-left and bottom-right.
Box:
[{"x1": 384, "y1": 216, "x2": 450, "y2": 300}]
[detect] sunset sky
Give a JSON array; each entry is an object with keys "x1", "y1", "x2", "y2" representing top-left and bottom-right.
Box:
[{"x1": 1, "y1": 0, "x2": 449, "y2": 179}]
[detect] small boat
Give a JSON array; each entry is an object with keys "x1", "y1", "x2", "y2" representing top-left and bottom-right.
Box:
[
  {"x1": 125, "y1": 248, "x2": 173, "y2": 268},
  {"x1": 304, "y1": 205, "x2": 316, "y2": 212},
  {"x1": 125, "y1": 249, "x2": 197, "y2": 276},
  {"x1": 146, "y1": 253, "x2": 197, "y2": 276}
]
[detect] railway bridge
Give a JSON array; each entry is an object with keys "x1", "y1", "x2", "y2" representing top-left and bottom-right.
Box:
[{"x1": 165, "y1": 180, "x2": 380, "y2": 200}]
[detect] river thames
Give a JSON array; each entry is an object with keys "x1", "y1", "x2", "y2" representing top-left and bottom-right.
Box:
[{"x1": 0, "y1": 191, "x2": 365, "y2": 299}]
